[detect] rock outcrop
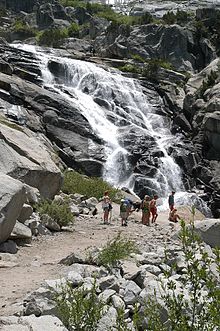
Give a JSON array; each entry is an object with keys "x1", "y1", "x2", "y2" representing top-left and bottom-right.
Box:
[{"x1": 0, "y1": 174, "x2": 26, "y2": 243}]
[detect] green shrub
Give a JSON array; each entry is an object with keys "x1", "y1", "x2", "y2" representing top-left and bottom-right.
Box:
[
  {"x1": 198, "y1": 70, "x2": 218, "y2": 99},
  {"x1": 176, "y1": 10, "x2": 189, "y2": 24},
  {"x1": 11, "y1": 19, "x2": 36, "y2": 37},
  {"x1": 97, "y1": 232, "x2": 139, "y2": 269},
  {"x1": 55, "y1": 280, "x2": 105, "y2": 330},
  {"x1": 144, "y1": 213, "x2": 220, "y2": 330},
  {"x1": 137, "y1": 11, "x2": 153, "y2": 25},
  {"x1": 37, "y1": 28, "x2": 68, "y2": 46},
  {"x1": 143, "y1": 58, "x2": 173, "y2": 80},
  {"x1": 131, "y1": 54, "x2": 145, "y2": 63},
  {"x1": 67, "y1": 22, "x2": 80, "y2": 37},
  {"x1": 36, "y1": 199, "x2": 74, "y2": 228},
  {"x1": 60, "y1": 0, "x2": 86, "y2": 8},
  {"x1": 118, "y1": 63, "x2": 141, "y2": 74},
  {"x1": 62, "y1": 170, "x2": 121, "y2": 201},
  {"x1": 162, "y1": 11, "x2": 176, "y2": 25}
]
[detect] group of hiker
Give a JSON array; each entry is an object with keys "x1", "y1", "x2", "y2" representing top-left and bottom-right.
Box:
[{"x1": 101, "y1": 190, "x2": 181, "y2": 226}]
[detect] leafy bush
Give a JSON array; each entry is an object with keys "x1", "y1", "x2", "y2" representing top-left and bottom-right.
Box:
[
  {"x1": 143, "y1": 215, "x2": 220, "y2": 330},
  {"x1": 67, "y1": 22, "x2": 80, "y2": 37},
  {"x1": 97, "y1": 232, "x2": 139, "y2": 269},
  {"x1": 198, "y1": 70, "x2": 218, "y2": 99},
  {"x1": 12, "y1": 19, "x2": 36, "y2": 37},
  {"x1": 37, "y1": 28, "x2": 68, "y2": 46},
  {"x1": 36, "y1": 199, "x2": 74, "y2": 228},
  {"x1": 118, "y1": 63, "x2": 141, "y2": 74},
  {"x1": 142, "y1": 58, "x2": 173, "y2": 80},
  {"x1": 162, "y1": 11, "x2": 176, "y2": 25},
  {"x1": 131, "y1": 54, "x2": 145, "y2": 63},
  {"x1": 55, "y1": 281, "x2": 105, "y2": 330},
  {"x1": 62, "y1": 170, "x2": 121, "y2": 201}
]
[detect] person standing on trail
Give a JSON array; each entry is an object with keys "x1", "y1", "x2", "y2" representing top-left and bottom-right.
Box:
[
  {"x1": 120, "y1": 199, "x2": 128, "y2": 226},
  {"x1": 168, "y1": 191, "x2": 175, "y2": 211},
  {"x1": 150, "y1": 194, "x2": 158, "y2": 223},
  {"x1": 142, "y1": 195, "x2": 150, "y2": 226},
  {"x1": 101, "y1": 191, "x2": 111, "y2": 224}
]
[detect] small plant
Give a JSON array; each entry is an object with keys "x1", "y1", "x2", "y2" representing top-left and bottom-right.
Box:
[
  {"x1": 131, "y1": 54, "x2": 145, "y2": 63},
  {"x1": 37, "y1": 28, "x2": 68, "y2": 46},
  {"x1": 97, "y1": 232, "x2": 139, "y2": 269},
  {"x1": 62, "y1": 170, "x2": 121, "y2": 202},
  {"x1": 197, "y1": 70, "x2": 218, "y2": 99},
  {"x1": 67, "y1": 22, "x2": 80, "y2": 37},
  {"x1": 55, "y1": 280, "x2": 105, "y2": 330},
  {"x1": 11, "y1": 19, "x2": 36, "y2": 37},
  {"x1": 162, "y1": 11, "x2": 176, "y2": 25},
  {"x1": 36, "y1": 199, "x2": 74, "y2": 228},
  {"x1": 144, "y1": 211, "x2": 220, "y2": 330},
  {"x1": 119, "y1": 63, "x2": 141, "y2": 74},
  {"x1": 143, "y1": 58, "x2": 173, "y2": 80}
]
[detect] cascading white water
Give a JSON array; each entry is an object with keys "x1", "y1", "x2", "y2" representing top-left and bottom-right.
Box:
[{"x1": 12, "y1": 44, "x2": 211, "y2": 216}]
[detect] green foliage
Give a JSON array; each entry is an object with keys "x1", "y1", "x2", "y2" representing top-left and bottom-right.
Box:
[
  {"x1": 12, "y1": 19, "x2": 36, "y2": 37},
  {"x1": 115, "y1": 307, "x2": 131, "y2": 331},
  {"x1": 37, "y1": 28, "x2": 68, "y2": 46},
  {"x1": 36, "y1": 199, "x2": 74, "y2": 228},
  {"x1": 193, "y1": 20, "x2": 208, "y2": 38},
  {"x1": 162, "y1": 10, "x2": 189, "y2": 25},
  {"x1": 131, "y1": 54, "x2": 145, "y2": 63},
  {"x1": 162, "y1": 11, "x2": 176, "y2": 25},
  {"x1": 145, "y1": 216, "x2": 220, "y2": 330},
  {"x1": 137, "y1": 11, "x2": 153, "y2": 25},
  {"x1": 176, "y1": 10, "x2": 189, "y2": 24},
  {"x1": 119, "y1": 63, "x2": 141, "y2": 74},
  {"x1": 62, "y1": 170, "x2": 121, "y2": 201},
  {"x1": 60, "y1": 0, "x2": 86, "y2": 8},
  {"x1": 55, "y1": 280, "x2": 105, "y2": 330},
  {"x1": 143, "y1": 58, "x2": 173, "y2": 79},
  {"x1": 198, "y1": 70, "x2": 218, "y2": 99},
  {"x1": 67, "y1": 22, "x2": 80, "y2": 37},
  {"x1": 97, "y1": 232, "x2": 139, "y2": 269}
]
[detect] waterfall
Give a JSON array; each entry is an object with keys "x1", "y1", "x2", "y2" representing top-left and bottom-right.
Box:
[{"x1": 12, "y1": 44, "x2": 211, "y2": 216}]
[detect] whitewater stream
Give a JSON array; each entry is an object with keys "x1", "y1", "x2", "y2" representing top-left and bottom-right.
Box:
[{"x1": 12, "y1": 44, "x2": 211, "y2": 215}]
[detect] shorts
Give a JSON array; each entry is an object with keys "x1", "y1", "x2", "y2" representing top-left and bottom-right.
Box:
[
  {"x1": 120, "y1": 212, "x2": 127, "y2": 219},
  {"x1": 151, "y1": 207, "x2": 157, "y2": 216}
]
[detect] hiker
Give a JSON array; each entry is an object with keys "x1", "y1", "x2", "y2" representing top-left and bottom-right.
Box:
[
  {"x1": 150, "y1": 194, "x2": 158, "y2": 223},
  {"x1": 169, "y1": 208, "x2": 180, "y2": 223},
  {"x1": 142, "y1": 195, "x2": 150, "y2": 226},
  {"x1": 120, "y1": 199, "x2": 128, "y2": 226},
  {"x1": 101, "y1": 191, "x2": 111, "y2": 224},
  {"x1": 124, "y1": 198, "x2": 133, "y2": 221},
  {"x1": 168, "y1": 191, "x2": 175, "y2": 211}
]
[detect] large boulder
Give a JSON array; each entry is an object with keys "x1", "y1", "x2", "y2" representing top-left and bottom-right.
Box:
[
  {"x1": 0, "y1": 315, "x2": 67, "y2": 331},
  {"x1": 0, "y1": 122, "x2": 62, "y2": 199},
  {"x1": 194, "y1": 219, "x2": 220, "y2": 248},
  {"x1": 0, "y1": 173, "x2": 26, "y2": 244}
]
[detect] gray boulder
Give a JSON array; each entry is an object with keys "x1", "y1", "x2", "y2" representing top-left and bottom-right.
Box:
[
  {"x1": 9, "y1": 221, "x2": 32, "y2": 241},
  {"x1": 0, "y1": 173, "x2": 26, "y2": 243},
  {"x1": 194, "y1": 219, "x2": 220, "y2": 248},
  {"x1": 0, "y1": 122, "x2": 62, "y2": 199},
  {"x1": 0, "y1": 315, "x2": 67, "y2": 331},
  {"x1": 18, "y1": 204, "x2": 33, "y2": 223}
]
